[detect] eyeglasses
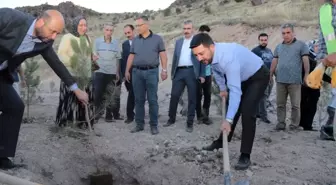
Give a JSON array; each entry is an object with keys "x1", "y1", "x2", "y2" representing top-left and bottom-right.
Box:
[{"x1": 136, "y1": 24, "x2": 145, "y2": 27}]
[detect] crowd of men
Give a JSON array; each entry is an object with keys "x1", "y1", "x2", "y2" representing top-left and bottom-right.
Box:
[{"x1": 0, "y1": 0, "x2": 336, "y2": 171}]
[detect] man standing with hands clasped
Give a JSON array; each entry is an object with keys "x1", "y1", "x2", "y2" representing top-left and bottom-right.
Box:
[{"x1": 190, "y1": 33, "x2": 269, "y2": 170}]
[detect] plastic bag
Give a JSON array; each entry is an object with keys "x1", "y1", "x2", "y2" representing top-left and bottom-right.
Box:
[
  {"x1": 306, "y1": 62, "x2": 326, "y2": 89},
  {"x1": 331, "y1": 68, "x2": 336, "y2": 88}
]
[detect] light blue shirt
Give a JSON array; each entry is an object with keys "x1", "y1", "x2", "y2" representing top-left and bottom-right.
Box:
[
  {"x1": 205, "y1": 65, "x2": 211, "y2": 76},
  {"x1": 178, "y1": 37, "x2": 193, "y2": 66},
  {"x1": 0, "y1": 19, "x2": 78, "y2": 90},
  {"x1": 94, "y1": 37, "x2": 121, "y2": 74},
  {"x1": 211, "y1": 43, "x2": 263, "y2": 120}
]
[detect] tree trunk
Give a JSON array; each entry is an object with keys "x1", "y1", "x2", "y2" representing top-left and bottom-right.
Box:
[{"x1": 85, "y1": 104, "x2": 92, "y2": 132}]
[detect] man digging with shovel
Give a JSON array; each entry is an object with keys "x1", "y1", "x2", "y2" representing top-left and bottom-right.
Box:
[{"x1": 190, "y1": 33, "x2": 269, "y2": 170}]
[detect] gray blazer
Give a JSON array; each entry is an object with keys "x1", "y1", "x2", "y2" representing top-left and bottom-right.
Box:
[{"x1": 171, "y1": 37, "x2": 206, "y2": 80}]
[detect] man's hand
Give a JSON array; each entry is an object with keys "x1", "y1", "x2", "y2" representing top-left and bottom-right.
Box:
[
  {"x1": 161, "y1": 70, "x2": 168, "y2": 81},
  {"x1": 125, "y1": 71, "x2": 131, "y2": 82},
  {"x1": 323, "y1": 53, "x2": 336, "y2": 67},
  {"x1": 74, "y1": 89, "x2": 89, "y2": 105},
  {"x1": 92, "y1": 54, "x2": 99, "y2": 62},
  {"x1": 199, "y1": 77, "x2": 205, "y2": 83},
  {"x1": 221, "y1": 120, "x2": 231, "y2": 133},
  {"x1": 20, "y1": 79, "x2": 26, "y2": 88},
  {"x1": 116, "y1": 74, "x2": 120, "y2": 83},
  {"x1": 219, "y1": 91, "x2": 228, "y2": 98},
  {"x1": 303, "y1": 74, "x2": 309, "y2": 85}
]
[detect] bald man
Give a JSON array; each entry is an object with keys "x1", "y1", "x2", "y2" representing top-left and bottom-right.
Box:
[{"x1": 0, "y1": 8, "x2": 88, "y2": 170}]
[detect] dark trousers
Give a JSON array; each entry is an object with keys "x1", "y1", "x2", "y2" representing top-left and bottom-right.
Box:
[
  {"x1": 114, "y1": 82, "x2": 121, "y2": 118},
  {"x1": 212, "y1": 65, "x2": 269, "y2": 154},
  {"x1": 132, "y1": 67, "x2": 159, "y2": 127},
  {"x1": 93, "y1": 72, "x2": 117, "y2": 119},
  {"x1": 0, "y1": 75, "x2": 25, "y2": 157},
  {"x1": 196, "y1": 75, "x2": 212, "y2": 118},
  {"x1": 299, "y1": 86, "x2": 320, "y2": 130},
  {"x1": 125, "y1": 76, "x2": 135, "y2": 120},
  {"x1": 168, "y1": 67, "x2": 197, "y2": 125}
]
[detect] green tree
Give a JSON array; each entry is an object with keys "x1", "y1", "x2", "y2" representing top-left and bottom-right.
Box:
[
  {"x1": 69, "y1": 36, "x2": 116, "y2": 131},
  {"x1": 24, "y1": 58, "x2": 40, "y2": 118},
  {"x1": 70, "y1": 36, "x2": 93, "y2": 130},
  {"x1": 163, "y1": 8, "x2": 171, "y2": 16}
]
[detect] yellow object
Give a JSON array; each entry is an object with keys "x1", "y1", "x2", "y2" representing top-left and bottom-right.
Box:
[
  {"x1": 331, "y1": 68, "x2": 336, "y2": 88},
  {"x1": 306, "y1": 63, "x2": 326, "y2": 89}
]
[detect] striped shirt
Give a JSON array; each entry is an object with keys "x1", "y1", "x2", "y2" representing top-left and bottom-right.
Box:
[{"x1": 317, "y1": 3, "x2": 336, "y2": 60}]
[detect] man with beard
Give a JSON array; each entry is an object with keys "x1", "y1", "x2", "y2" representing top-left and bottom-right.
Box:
[
  {"x1": 0, "y1": 8, "x2": 88, "y2": 169},
  {"x1": 190, "y1": 33, "x2": 269, "y2": 170},
  {"x1": 121, "y1": 24, "x2": 136, "y2": 124},
  {"x1": 251, "y1": 33, "x2": 273, "y2": 123},
  {"x1": 163, "y1": 20, "x2": 205, "y2": 132}
]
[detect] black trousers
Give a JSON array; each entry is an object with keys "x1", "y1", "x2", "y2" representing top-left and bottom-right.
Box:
[
  {"x1": 93, "y1": 72, "x2": 117, "y2": 119},
  {"x1": 168, "y1": 67, "x2": 197, "y2": 125},
  {"x1": 196, "y1": 75, "x2": 212, "y2": 118},
  {"x1": 0, "y1": 74, "x2": 25, "y2": 157},
  {"x1": 212, "y1": 65, "x2": 269, "y2": 154},
  {"x1": 124, "y1": 76, "x2": 135, "y2": 120},
  {"x1": 299, "y1": 86, "x2": 320, "y2": 130}
]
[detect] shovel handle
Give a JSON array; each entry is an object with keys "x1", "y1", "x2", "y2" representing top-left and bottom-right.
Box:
[{"x1": 222, "y1": 97, "x2": 231, "y2": 173}]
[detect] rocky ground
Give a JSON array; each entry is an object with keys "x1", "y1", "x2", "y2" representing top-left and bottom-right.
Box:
[{"x1": 1, "y1": 78, "x2": 335, "y2": 185}]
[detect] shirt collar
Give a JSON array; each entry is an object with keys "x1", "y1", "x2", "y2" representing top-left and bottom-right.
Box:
[
  {"x1": 212, "y1": 43, "x2": 219, "y2": 64},
  {"x1": 184, "y1": 35, "x2": 193, "y2": 41},
  {"x1": 282, "y1": 37, "x2": 297, "y2": 44},
  {"x1": 27, "y1": 19, "x2": 42, "y2": 43},
  {"x1": 139, "y1": 30, "x2": 153, "y2": 38}
]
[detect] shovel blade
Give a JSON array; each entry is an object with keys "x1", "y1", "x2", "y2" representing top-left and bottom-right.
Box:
[
  {"x1": 234, "y1": 180, "x2": 250, "y2": 185},
  {"x1": 224, "y1": 173, "x2": 231, "y2": 185}
]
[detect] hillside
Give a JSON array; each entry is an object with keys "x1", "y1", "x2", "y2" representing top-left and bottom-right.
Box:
[{"x1": 2, "y1": 1, "x2": 335, "y2": 185}]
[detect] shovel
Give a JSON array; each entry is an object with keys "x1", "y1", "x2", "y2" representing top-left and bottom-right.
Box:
[{"x1": 221, "y1": 97, "x2": 250, "y2": 185}]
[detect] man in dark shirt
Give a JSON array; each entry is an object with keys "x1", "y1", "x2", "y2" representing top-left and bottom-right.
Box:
[
  {"x1": 251, "y1": 33, "x2": 273, "y2": 123},
  {"x1": 124, "y1": 16, "x2": 168, "y2": 135}
]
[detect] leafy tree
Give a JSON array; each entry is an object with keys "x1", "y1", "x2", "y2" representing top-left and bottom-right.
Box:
[{"x1": 24, "y1": 58, "x2": 40, "y2": 118}]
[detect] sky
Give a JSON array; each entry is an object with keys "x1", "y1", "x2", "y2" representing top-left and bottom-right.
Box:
[{"x1": 1, "y1": 0, "x2": 176, "y2": 13}]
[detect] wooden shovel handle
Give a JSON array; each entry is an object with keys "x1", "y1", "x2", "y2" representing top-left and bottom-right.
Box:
[{"x1": 222, "y1": 97, "x2": 231, "y2": 173}]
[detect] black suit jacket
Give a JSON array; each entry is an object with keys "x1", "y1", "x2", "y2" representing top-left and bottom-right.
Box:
[
  {"x1": 0, "y1": 8, "x2": 75, "y2": 86},
  {"x1": 120, "y1": 40, "x2": 131, "y2": 79}
]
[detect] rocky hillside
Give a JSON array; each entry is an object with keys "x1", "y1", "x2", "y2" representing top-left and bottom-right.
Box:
[{"x1": 15, "y1": 1, "x2": 100, "y2": 18}]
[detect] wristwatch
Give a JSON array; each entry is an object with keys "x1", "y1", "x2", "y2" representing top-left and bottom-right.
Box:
[
  {"x1": 226, "y1": 118, "x2": 233, "y2": 124},
  {"x1": 162, "y1": 69, "x2": 167, "y2": 72}
]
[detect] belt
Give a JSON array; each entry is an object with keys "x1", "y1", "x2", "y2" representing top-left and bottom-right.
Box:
[
  {"x1": 133, "y1": 65, "x2": 158, "y2": 70},
  {"x1": 177, "y1": 65, "x2": 193, "y2": 69}
]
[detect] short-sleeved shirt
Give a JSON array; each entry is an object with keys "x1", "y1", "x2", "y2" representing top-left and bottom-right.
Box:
[
  {"x1": 251, "y1": 46, "x2": 273, "y2": 69},
  {"x1": 274, "y1": 38, "x2": 309, "y2": 84},
  {"x1": 130, "y1": 30, "x2": 165, "y2": 66},
  {"x1": 94, "y1": 37, "x2": 121, "y2": 75}
]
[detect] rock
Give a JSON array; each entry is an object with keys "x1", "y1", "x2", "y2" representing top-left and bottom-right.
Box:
[
  {"x1": 251, "y1": 165, "x2": 259, "y2": 170},
  {"x1": 163, "y1": 140, "x2": 170, "y2": 147},
  {"x1": 201, "y1": 163, "x2": 212, "y2": 170},
  {"x1": 327, "y1": 164, "x2": 336, "y2": 170},
  {"x1": 246, "y1": 170, "x2": 253, "y2": 177},
  {"x1": 196, "y1": 155, "x2": 202, "y2": 162}
]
